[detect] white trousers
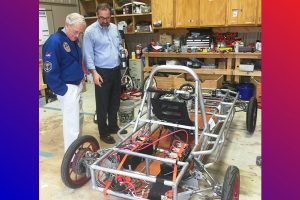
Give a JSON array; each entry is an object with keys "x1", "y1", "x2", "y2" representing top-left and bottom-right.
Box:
[{"x1": 57, "y1": 83, "x2": 84, "y2": 152}]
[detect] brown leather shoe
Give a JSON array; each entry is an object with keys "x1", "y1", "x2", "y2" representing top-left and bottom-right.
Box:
[{"x1": 100, "y1": 135, "x2": 116, "y2": 144}]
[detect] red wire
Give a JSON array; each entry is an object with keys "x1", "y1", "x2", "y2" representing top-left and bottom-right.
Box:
[{"x1": 135, "y1": 129, "x2": 189, "y2": 152}]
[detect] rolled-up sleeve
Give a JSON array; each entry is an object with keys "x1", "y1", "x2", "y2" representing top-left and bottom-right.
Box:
[{"x1": 83, "y1": 31, "x2": 95, "y2": 70}]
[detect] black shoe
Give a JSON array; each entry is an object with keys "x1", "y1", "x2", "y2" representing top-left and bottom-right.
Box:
[
  {"x1": 100, "y1": 135, "x2": 116, "y2": 144},
  {"x1": 107, "y1": 127, "x2": 127, "y2": 134}
]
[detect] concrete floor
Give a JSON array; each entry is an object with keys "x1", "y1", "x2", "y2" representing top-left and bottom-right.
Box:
[{"x1": 39, "y1": 83, "x2": 261, "y2": 200}]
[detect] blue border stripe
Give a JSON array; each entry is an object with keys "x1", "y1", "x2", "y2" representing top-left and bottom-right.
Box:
[
  {"x1": 39, "y1": 151, "x2": 54, "y2": 158},
  {"x1": 41, "y1": 106, "x2": 94, "y2": 116}
]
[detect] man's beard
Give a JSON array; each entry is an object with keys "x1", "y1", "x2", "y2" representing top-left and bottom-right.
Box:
[{"x1": 101, "y1": 22, "x2": 109, "y2": 27}]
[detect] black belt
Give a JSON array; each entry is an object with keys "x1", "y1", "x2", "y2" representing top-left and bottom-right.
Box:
[
  {"x1": 96, "y1": 66, "x2": 120, "y2": 71},
  {"x1": 66, "y1": 80, "x2": 81, "y2": 85}
]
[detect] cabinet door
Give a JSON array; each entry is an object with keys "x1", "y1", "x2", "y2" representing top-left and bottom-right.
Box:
[
  {"x1": 239, "y1": 0, "x2": 257, "y2": 24},
  {"x1": 257, "y1": 0, "x2": 261, "y2": 24},
  {"x1": 227, "y1": 0, "x2": 240, "y2": 24},
  {"x1": 200, "y1": 0, "x2": 227, "y2": 26},
  {"x1": 175, "y1": 0, "x2": 200, "y2": 27},
  {"x1": 152, "y1": 0, "x2": 174, "y2": 28},
  {"x1": 227, "y1": 0, "x2": 257, "y2": 25}
]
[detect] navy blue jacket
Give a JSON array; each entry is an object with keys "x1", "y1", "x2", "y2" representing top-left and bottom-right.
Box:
[{"x1": 42, "y1": 30, "x2": 84, "y2": 96}]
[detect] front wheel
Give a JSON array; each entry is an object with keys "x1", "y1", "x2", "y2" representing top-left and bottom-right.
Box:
[
  {"x1": 61, "y1": 135, "x2": 99, "y2": 189},
  {"x1": 246, "y1": 96, "x2": 258, "y2": 134},
  {"x1": 221, "y1": 165, "x2": 240, "y2": 200}
]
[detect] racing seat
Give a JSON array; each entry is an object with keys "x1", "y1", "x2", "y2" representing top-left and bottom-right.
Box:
[{"x1": 151, "y1": 98, "x2": 194, "y2": 126}]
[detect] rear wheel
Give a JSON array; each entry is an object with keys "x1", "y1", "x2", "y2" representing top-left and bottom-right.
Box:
[
  {"x1": 246, "y1": 96, "x2": 257, "y2": 134},
  {"x1": 221, "y1": 165, "x2": 240, "y2": 200},
  {"x1": 61, "y1": 135, "x2": 99, "y2": 188}
]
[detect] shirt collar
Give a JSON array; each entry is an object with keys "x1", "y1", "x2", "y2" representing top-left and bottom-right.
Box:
[
  {"x1": 62, "y1": 27, "x2": 67, "y2": 34},
  {"x1": 98, "y1": 22, "x2": 110, "y2": 30}
]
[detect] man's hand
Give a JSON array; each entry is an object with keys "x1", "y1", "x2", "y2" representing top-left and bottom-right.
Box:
[
  {"x1": 124, "y1": 49, "x2": 128, "y2": 58},
  {"x1": 90, "y1": 69, "x2": 103, "y2": 87}
]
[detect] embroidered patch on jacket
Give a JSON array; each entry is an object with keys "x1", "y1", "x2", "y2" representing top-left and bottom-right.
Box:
[
  {"x1": 43, "y1": 61, "x2": 52, "y2": 72},
  {"x1": 45, "y1": 52, "x2": 52, "y2": 58},
  {"x1": 63, "y1": 42, "x2": 71, "y2": 52}
]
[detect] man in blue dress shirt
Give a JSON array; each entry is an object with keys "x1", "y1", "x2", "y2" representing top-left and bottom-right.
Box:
[
  {"x1": 84, "y1": 3, "x2": 128, "y2": 144},
  {"x1": 42, "y1": 13, "x2": 86, "y2": 152}
]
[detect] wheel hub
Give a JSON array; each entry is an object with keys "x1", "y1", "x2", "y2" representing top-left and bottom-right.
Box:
[{"x1": 72, "y1": 148, "x2": 88, "y2": 175}]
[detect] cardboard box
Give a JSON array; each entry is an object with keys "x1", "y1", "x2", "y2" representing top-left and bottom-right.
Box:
[
  {"x1": 159, "y1": 34, "x2": 172, "y2": 45},
  {"x1": 174, "y1": 74, "x2": 224, "y2": 89},
  {"x1": 250, "y1": 77, "x2": 261, "y2": 103},
  {"x1": 218, "y1": 61, "x2": 226, "y2": 69},
  {"x1": 155, "y1": 74, "x2": 176, "y2": 89}
]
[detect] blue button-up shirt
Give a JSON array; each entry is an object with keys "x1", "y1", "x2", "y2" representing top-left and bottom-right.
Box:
[{"x1": 83, "y1": 22, "x2": 122, "y2": 70}]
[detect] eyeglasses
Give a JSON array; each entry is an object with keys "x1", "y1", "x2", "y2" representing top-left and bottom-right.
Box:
[
  {"x1": 67, "y1": 27, "x2": 83, "y2": 38},
  {"x1": 98, "y1": 16, "x2": 111, "y2": 21},
  {"x1": 70, "y1": 29, "x2": 83, "y2": 37}
]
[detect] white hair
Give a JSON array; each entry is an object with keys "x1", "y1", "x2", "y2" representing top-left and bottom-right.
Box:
[{"x1": 65, "y1": 13, "x2": 86, "y2": 26}]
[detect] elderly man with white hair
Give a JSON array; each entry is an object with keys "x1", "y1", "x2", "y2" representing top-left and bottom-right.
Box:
[{"x1": 42, "y1": 13, "x2": 86, "y2": 152}]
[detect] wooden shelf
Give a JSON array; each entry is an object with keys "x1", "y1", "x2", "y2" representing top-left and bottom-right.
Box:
[
  {"x1": 144, "y1": 66, "x2": 227, "y2": 75},
  {"x1": 143, "y1": 51, "x2": 262, "y2": 82},
  {"x1": 234, "y1": 70, "x2": 261, "y2": 77},
  {"x1": 80, "y1": 0, "x2": 152, "y2": 28},
  {"x1": 143, "y1": 52, "x2": 261, "y2": 59},
  {"x1": 113, "y1": 13, "x2": 152, "y2": 17},
  {"x1": 85, "y1": 16, "x2": 97, "y2": 20},
  {"x1": 125, "y1": 31, "x2": 153, "y2": 34}
]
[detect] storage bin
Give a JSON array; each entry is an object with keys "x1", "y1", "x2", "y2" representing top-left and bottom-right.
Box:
[
  {"x1": 240, "y1": 64, "x2": 254, "y2": 72},
  {"x1": 237, "y1": 83, "x2": 254, "y2": 100}
]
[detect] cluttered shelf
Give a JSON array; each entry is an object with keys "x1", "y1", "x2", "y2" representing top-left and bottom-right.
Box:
[
  {"x1": 114, "y1": 13, "x2": 152, "y2": 17},
  {"x1": 84, "y1": 12, "x2": 152, "y2": 19},
  {"x1": 234, "y1": 70, "x2": 261, "y2": 77},
  {"x1": 143, "y1": 51, "x2": 261, "y2": 77},
  {"x1": 144, "y1": 66, "x2": 228, "y2": 75},
  {"x1": 143, "y1": 52, "x2": 261, "y2": 59}
]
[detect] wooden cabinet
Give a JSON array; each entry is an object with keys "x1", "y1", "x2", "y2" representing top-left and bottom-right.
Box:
[
  {"x1": 175, "y1": 0, "x2": 199, "y2": 27},
  {"x1": 199, "y1": 0, "x2": 227, "y2": 26},
  {"x1": 227, "y1": 0, "x2": 257, "y2": 25},
  {"x1": 80, "y1": 0, "x2": 153, "y2": 34},
  {"x1": 257, "y1": 0, "x2": 261, "y2": 24},
  {"x1": 152, "y1": 0, "x2": 174, "y2": 28}
]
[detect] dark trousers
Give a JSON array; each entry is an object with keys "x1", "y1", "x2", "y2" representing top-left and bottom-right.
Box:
[{"x1": 95, "y1": 67, "x2": 121, "y2": 137}]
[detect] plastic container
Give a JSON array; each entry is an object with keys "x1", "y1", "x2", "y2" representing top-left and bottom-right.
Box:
[
  {"x1": 131, "y1": 52, "x2": 136, "y2": 59},
  {"x1": 119, "y1": 100, "x2": 135, "y2": 124},
  {"x1": 237, "y1": 83, "x2": 254, "y2": 100},
  {"x1": 240, "y1": 64, "x2": 254, "y2": 72}
]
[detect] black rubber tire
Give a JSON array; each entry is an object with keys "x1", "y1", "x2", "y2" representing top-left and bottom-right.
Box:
[
  {"x1": 246, "y1": 96, "x2": 258, "y2": 134},
  {"x1": 221, "y1": 165, "x2": 240, "y2": 200},
  {"x1": 61, "y1": 135, "x2": 100, "y2": 189}
]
